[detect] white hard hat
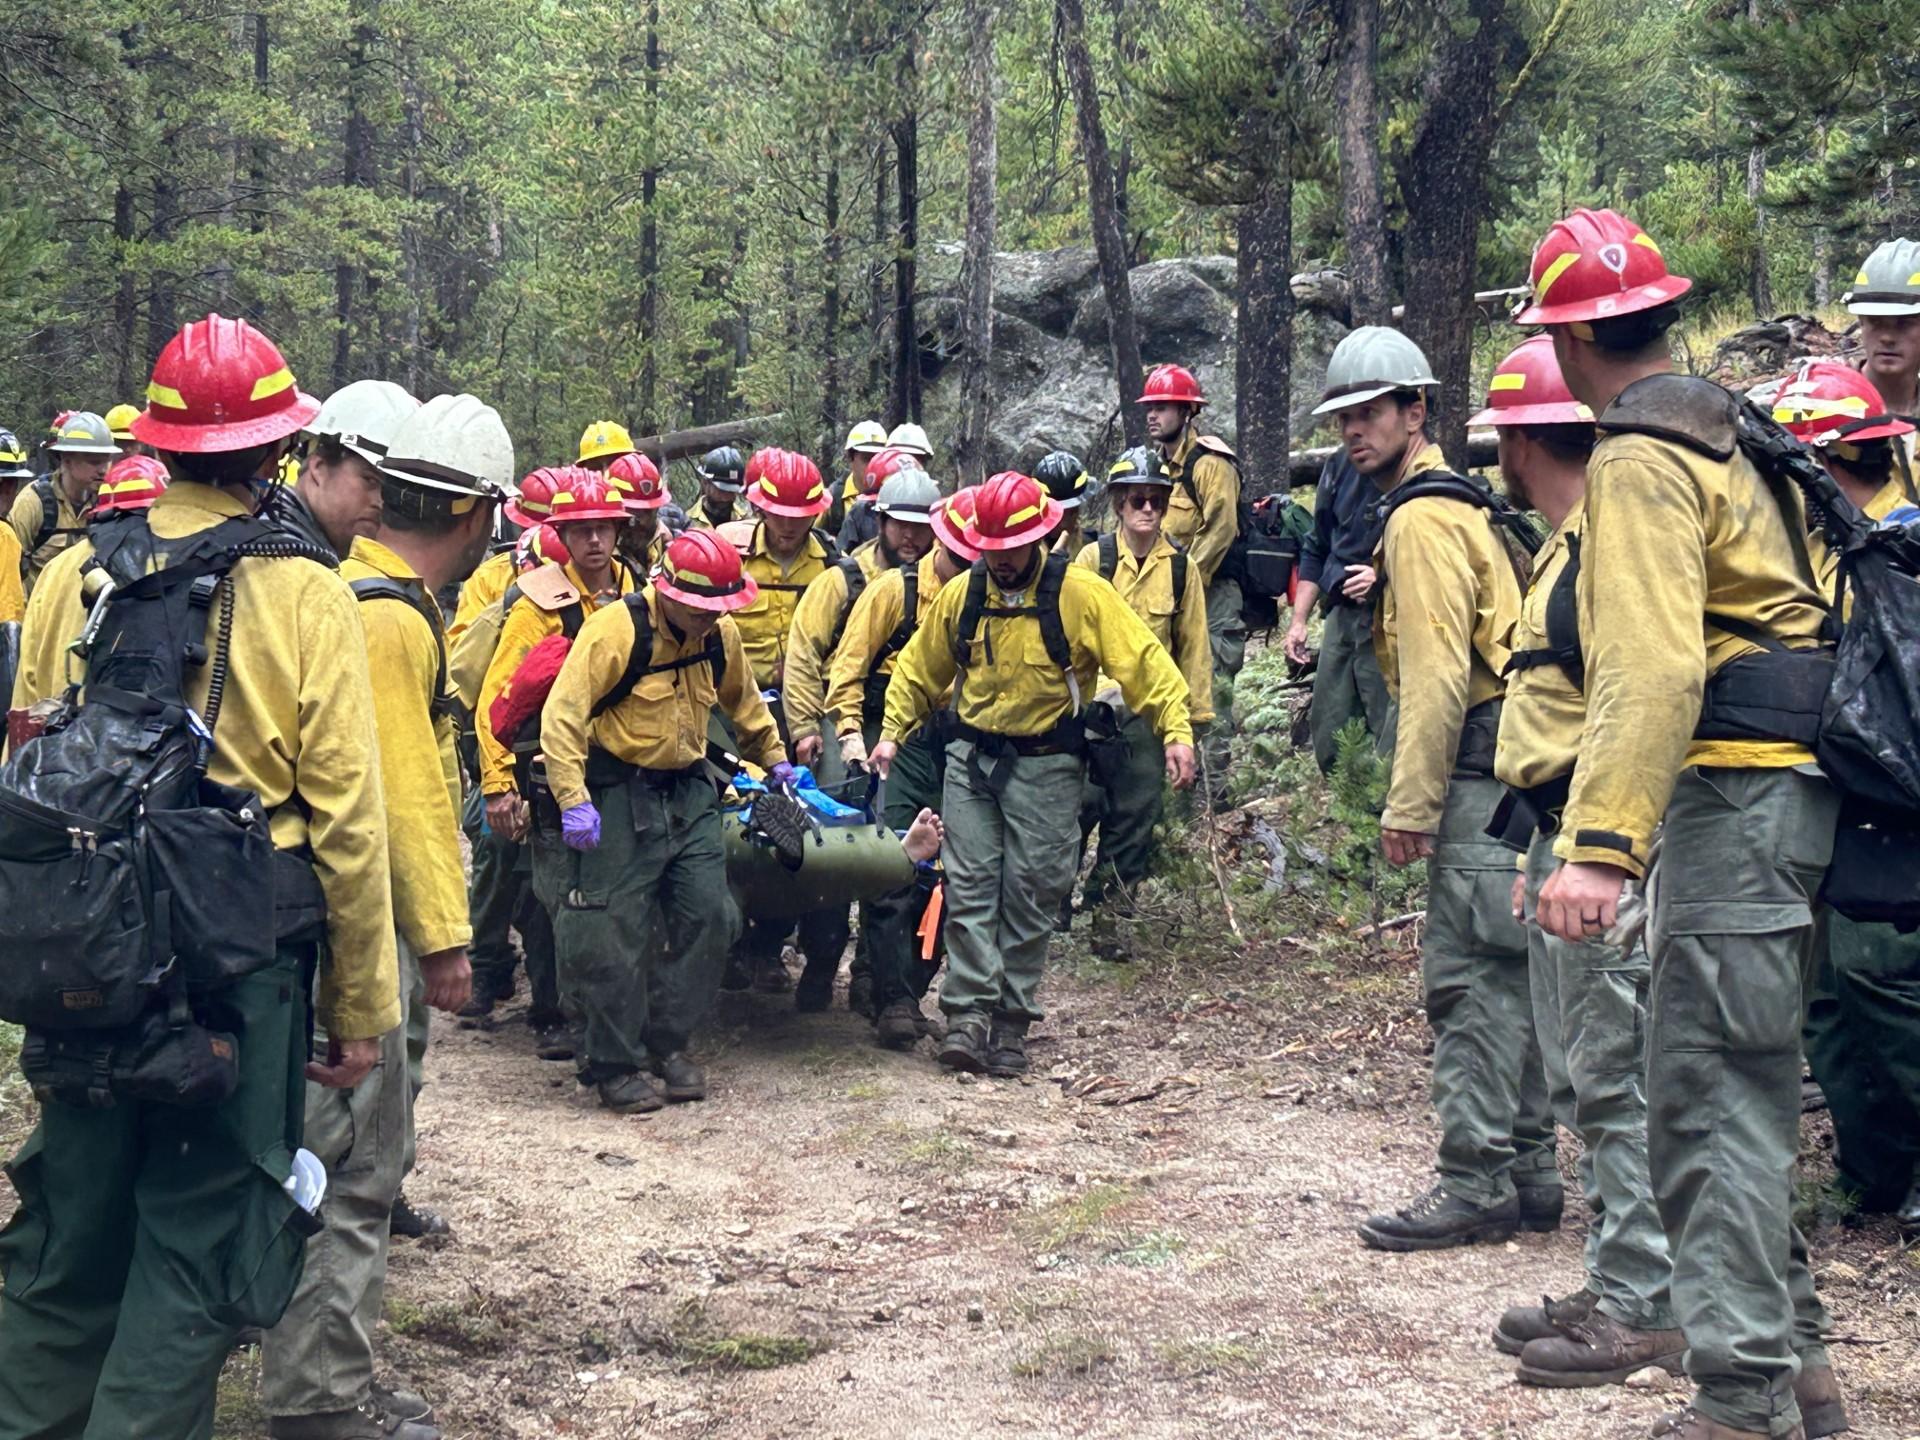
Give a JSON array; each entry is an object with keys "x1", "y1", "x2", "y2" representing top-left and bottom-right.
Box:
[
  {"x1": 380, "y1": 393, "x2": 514, "y2": 498},
  {"x1": 844, "y1": 419, "x2": 888, "y2": 454},
  {"x1": 310, "y1": 380, "x2": 421, "y2": 469},
  {"x1": 1311, "y1": 326, "x2": 1441, "y2": 417},
  {"x1": 1844, "y1": 238, "x2": 1920, "y2": 317},
  {"x1": 885, "y1": 421, "x2": 933, "y2": 458},
  {"x1": 873, "y1": 468, "x2": 940, "y2": 523}
]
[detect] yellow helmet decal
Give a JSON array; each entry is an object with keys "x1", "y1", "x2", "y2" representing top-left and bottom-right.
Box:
[
  {"x1": 1004, "y1": 501, "x2": 1043, "y2": 527},
  {"x1": 1535, "y1": 251, "x2": 1582, "y2": 300},
  {"x1": 249, "y1": 367, "x2": 295, "y2": 402},
  {"x1": 1488, "y1": 372, "x2": 1527, "y2": 392}
]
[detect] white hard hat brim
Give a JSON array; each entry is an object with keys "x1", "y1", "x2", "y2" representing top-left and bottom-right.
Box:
[
  {"x1": 1846, "y1": 298, "x2": 1920, "y2": 317},
  {"x1": 1311, "y1": 382, "x2": 1400, "y2": 417},
  {"x1": 380, "y1": 459, "x2": 502, "y2": 499}
]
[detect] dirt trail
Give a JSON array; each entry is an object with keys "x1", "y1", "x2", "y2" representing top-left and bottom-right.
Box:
[{"x1": 348, "y1": 946, "x2": 1920, "y2": 1440}]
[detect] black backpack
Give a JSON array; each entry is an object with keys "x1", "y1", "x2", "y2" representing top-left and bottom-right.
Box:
[
  {"x1": 1503, "y1": 532, "x2": 1585, "y2": 690},
  {"x1": 1377, "y1": 470, "x2": 1545, "y2": 584},
  {"x1": 21, "y1": 473, "x2": 87, "y2": 573},
  {"x1": 349, "y1": 574, "x2": 456, "y2": 722},
  {"x1": 859, "y1": 564, "x2": 920, "y2": 723},
  {"x1": 0, "y1": 516, "x2": 332, "y2": 1084}
]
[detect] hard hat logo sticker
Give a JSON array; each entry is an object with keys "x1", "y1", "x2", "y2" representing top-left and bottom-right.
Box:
[{"x1": 1597, "y1": 243, "x2": 1629, "y2": 285}]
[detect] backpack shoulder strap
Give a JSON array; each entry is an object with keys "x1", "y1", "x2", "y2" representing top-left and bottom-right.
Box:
[
  {"x1": 29, "y1": 474, "x2": 66, "y2": 556},
  {"x1": 592, "y1": 593, "x2": 657, "y2": 718},
  {"x1": 1097, "y1": 533, "x2": 1118, "y2": 582},
  {"x1": 560, "y1": 601, "x2": 585, "y2": 641},
  {"x1": 953, "y1": 561, "x2": 993, "y2": 669},
  {"x1": 824, "y1": 554, "x2": 870, "y2": 654},
  {"x1": 1386, "y1": 471, "x2": 1545, "y2": 557},
  {"x1": 1035, "y1": 551, "x2": 1073, "y2": 673},
  {"x1": 1504, "y1": 531, "x2": 1585, "y2": 689},
  {"x1": 878, "y1": 563, "x2": 921, "y2": 664},
  {"x1": 350, "y1": 574, "x2": 453, "y2": 716},
  {"x1": 1171, "y1": 547, "x2": 1190, "y2": 615}
]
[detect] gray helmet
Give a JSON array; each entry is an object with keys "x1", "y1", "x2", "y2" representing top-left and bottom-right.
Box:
[
  {"x1": 47, "y1": 411, "x2": 119, "y2": 455},
  {"x1": 1844, "y1": 238, "x2": 1920, "y2": 317},
  {"x1": 660, "y1": 502, "x2": 691, "y2": 534},
  {"x1": 1106, "y1": 444, "x2": 1172, "y2": 488},
  {"x1": 873, "y1": 467, "x2": 940, "y2": 523},
  {"x1": 696, "y1": 445, "x2": 746, "y2": 492},
  {"x1": 1033, "y1": 450, "x2": 1088, "y2": 508},
  {"x1": 0, "y1": 428, "x2": 32, "y2": 479},
  {"x1": 1311, "y1": 326, "x2": 1440, "y2": 416}
]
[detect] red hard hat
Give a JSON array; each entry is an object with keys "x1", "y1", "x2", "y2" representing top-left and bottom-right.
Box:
[
  {"x1": 859, "y1": 446, "x2": 913, "y2": 496},
  {"x1": 513, "y1": 522, "x2": 572, "y2": 573},
  {"x1": 1468, "y1": 335, "x2": 1595, "y2": 428},
  {"x1": 1136, "y1": 363, "x2": 1206, "y2": 407},
  {"x1": 544, "y1": 467, "x2": 629, "y2": 525},
  {"x1": 929, "y1": 485, "x2": 983, "y2": 562},
  {"x1": 506, "y1": 468, "x2": 560, "y2": 528},
  {"x1": 744, "y1": 447, "x2": 777, "y2": 489},
  {"x1": 130, "y1": 314, "x2": 321, "y2": 452},
  {"x1": 490, "y1": 633, "x2": 573, "y2": 749},
  {"x1": 607, "y1": 451, "x2": 667, "y2": 511},
  {"x1": 93, "y1": 455, "x2": 170, "y2": 516},
  {"x1": 749, "y1": 448, "x2": 830, "y2": 518},
  {"x1": 966, "y1": 472, "x2": 1060, "y2": 552},
  {"x1": 1751, "y1": 360, "x2": 1917, "y2": 450},
  {"x1": 655, "y1": 528, "x2": 760, "y2": 612},
  {"x1": 1513, "y1": 208, "x2": 1693, "y2": 327}
]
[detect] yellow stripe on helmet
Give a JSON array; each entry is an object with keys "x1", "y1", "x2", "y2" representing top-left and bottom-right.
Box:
[
  {"x1": 1631, "y1": 233, "x2": 1662, "y2": 254},
  {"x1": 147, "y1": 382, "x2": 186, "y2": 410},
  {"x1": 1004, "y1": 502, "x2": 1043, "y2": 527},
  {"x1": 1534, "y1": 251, "x2": 1582, "y2": 300},
  {"x1": 249, "y1": 367, "x2": 295, "y2": 402},
  {"x1": 1488, "y1": 372, "x2": 1527, "y2": 392}
]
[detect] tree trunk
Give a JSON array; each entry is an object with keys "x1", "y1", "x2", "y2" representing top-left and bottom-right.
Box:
[
  {"x1": 400, "y1": 49, "x2": 425, "y2": 393},
  {"x1": 868, "y1": 143, "x2": 891, "y2": 408},
  {"x1": 115, "y1": 178, "x2": 137, "y2": 398},
  {"x1": 1333, "y1": 0, "x2": 1391, "y2": 325},
  {"x1": 1396, "y1": 0, "x2": 1512, "y2": 467},
  {"x1": 250, "y1": 13, "x2": 270, "y2": 240},
  {"x1": 146, "y1": 119, "x2": 176, "y2": 364},
  {"x1": 822, "y1": 138, "x2": 843, "y2": 454},
  {"x1": 954, "y1": 0, "x2": 998, "y2": 485},
  {"x1": 1057, "y1": 0, "x2": 1145, "y2": 445},
  {"x1": 1747, "y1": 141, "x2": 1772, "y2": 317},
  {"x1": 1237, "y1": 163, "x2": 1293, "y2": 496},
  {"x1": 638, "y1": 0, "x2": 661, "y2": 432},
  {"x1": 333, "y1": 18, "x2": 376, "y2": 392},
  {"x1": 890, "y1": 58, "x2": 922, "y2": 428}
]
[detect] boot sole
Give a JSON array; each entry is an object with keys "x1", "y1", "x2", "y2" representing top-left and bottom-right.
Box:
[
  {"x1": 1491, "y1": 1326, "x2": 1530, "y2": 1357},
  {"x1": 661, "y1": 1087, "x2": 705, "y2": 1104},
  {"x1": 937, "y1": 1044, "x2": 987, "y2": 1074},
  {"x1": 985, "y1": 1062, "x2": 1028, "y2": 1079},
  {"x1": 1801, "y1": 1400, "x2": 1850, "y2": 1438},
  {"x1": 1355, "y1": 1219, "x2": 1518, "y2": 1252},
  {"x1": 1516, "y1": 1352, "x2": 1687, "y2": 1388},
  {"x1": 1518, "y1": 1215, "x2": 1563, "y2": 1233}
]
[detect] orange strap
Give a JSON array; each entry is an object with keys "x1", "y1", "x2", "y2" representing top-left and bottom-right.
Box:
[{"x1": 917, "y1": 880, "x2": 944, "y2": 964}]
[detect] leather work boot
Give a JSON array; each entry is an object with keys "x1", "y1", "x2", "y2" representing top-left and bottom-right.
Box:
[
  {"x1": 455, "y1": 973, "x2": 512, "y2": 1021},
  {"x1": 1650, "y1": 1407, "x2": 1803, "y2": 1440},
  {"x1": 721, "y1": 953, "x2": 754, "y2": 992},
  {"x1": 1494, "y1": 1286, "x2": 1599, "y2": 1356},
  {"x1": 1795, "y1": 1363, "x2": 1850, "y2": 1438},
  {"x1": 534, "y1": 1022, "x2": 578, "y2": 1062},
  {"x1": 650, "y1": 1052, "x2": 707, "y2": 1103},
  {"x1": 1517, "y1": 1311, "x2": 1687, "y2": 1387},
  {"x1": 754, "y1": 955, "x2": 793, "y2": 994},
  {"x1": 1898, "y1": 1178, "x2": 1920, "y2": 1239},
  {"x1": 846, "y1": 970, "x2": 875, "y2": 1017},
  {"x1": 1517, "y1": 1181, "x2": 1565, "y2": 1233},
  {"x1": 268, "y1": 1400, "x2": 440, "y2": 1440},
  {"x1": 794, "y1": 961, "x2": 835, "y2": 1013},
  {"x1": 985, "y1": 1019, "x2": 1029, "y2": 1079},
  {"x1": 389, "y1": 1190, "x2": 450, "y2": 1240},
  {"x1": 1357, "y1": 1184, "x2": 1520, "y2": 1252},
  {"x1": 937, "y1": 1013, "x2": 989, "y2": 1073},
  {"x1": 370, "y1": 1386, "x2": 433, "y2": 1425},
  {"x1": 597, "y1": 1070, "x2": 665, "y2": 1114},
  {"x1": 875, "y1": 1000, "x2": 924, "y2": 1050}
]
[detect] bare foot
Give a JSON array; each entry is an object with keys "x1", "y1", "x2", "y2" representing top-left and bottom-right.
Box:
[{"x1": 902, "y1": 807, "x2": 943, "y2": 864}]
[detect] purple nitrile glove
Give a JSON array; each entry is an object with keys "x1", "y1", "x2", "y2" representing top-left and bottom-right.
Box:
[
  {"x1": 766, "y1": 761, "x2": 800, "y2": 792},
  {"x1": 561, "y1": 802, "x2": 601, "y2": 851}
]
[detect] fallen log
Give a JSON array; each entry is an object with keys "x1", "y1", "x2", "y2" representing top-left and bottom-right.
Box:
[
  {"x1": 1284, "y1": 433, "x2": 1499, "y2": 488},
  {"x1": 634, "y1": 413, "x2": 786, "y2": 464}
]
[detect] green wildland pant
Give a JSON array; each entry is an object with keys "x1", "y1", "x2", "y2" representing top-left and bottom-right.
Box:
[
  {"x1": 1423, "y1": 774, "x2": 1559, "y2": 1208},
  {"x1": 867, "y1": 729, "x2": 943, "y2": 1014},
  {"x1": 464, "y1": 781, "x2": 559, "y2": 1019},
  {"x1": 1201, "y1": 577, "x2": 1246, "y2": 797},
  {"x1": 262, "y1": 940, "x2": 420, "y2": 1418},
  {"x1": 0, "y1": 944, "x2": 320, "y2": 1440},
  {"x1": 551, "y1": 769, "x2": 739, "y2": 1077},
  {"x1": 1649, "y1": 765, "x2": 1837, "y2": 1436},
  {"x1": 1524, "y1": 831, "x2": 1674, "y2": 1332},
  {"x1": 1079, "y1": 710, "x2": 1165, "y2": 911},
  {"x1": 1803, "y1": 911, "x2": 1920, "y2": 1208},
  {"x1": 939, "y1": 739, "x2": 1085, "y2": 1024},
  {"x1": 1309, "y1": 601, "x2": 1393, "y2": 775}
]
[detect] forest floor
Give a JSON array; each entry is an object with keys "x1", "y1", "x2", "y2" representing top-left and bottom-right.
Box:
[{"x1": 2, "y1": 658, "x2": 1917, "y2": 1439}]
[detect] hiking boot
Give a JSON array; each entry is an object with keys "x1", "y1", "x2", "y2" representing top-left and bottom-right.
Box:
[
  {"x1": 937, "y1": 1013, "x2": 989, "y2": 1073},
  {"x1": 389, "y1": 1191, "x2": 449, "y2": 1240},
  {"x1": 985, "y1": 1019, "x2": 1029, "y2": 1079},
  {"x1": 1357, "y1": 1185, "x2": 1519, "y2": 1252},
  {"x1": 1650, "y1": 1407, "x2": 1801, "y2": 1440},
  {"x1": 875, "y1": 1000, "x2": 924, "y2": 1050},
  {"x1": 1898, "y1": 1178, "x2": 1920, "y2": 1239},
  {"x1": 370, "y1": 1386, "x2": 433, "y2": 1425},
  {"x1": 597, "y1": 1070, "x2": 665, "y2": 1114},
  {"x1": 1795, "y1": 1363, "x2": 1850, "y2": 1438},
  {"x1": 534, "y1": 1023, "x2": 578, "y2": 1062},
  {"x1": 650, "y1": 1052, "x2": 707, "y2": 1103},
  {"x1": 795, "y1": 962, "x2": 835, "y2": 1013},
  {"x1": 1088, "y1": 908, "x2": 1130, "y2": 962},
  {"x1": 1494, "y1": 1287, "x2": 1598, "y2": 1356},
  {"x1": 268, "y1": 1401, "x2": 440, "y2": 1440},
  {"x1": 1517, "y1": 1181, "x2": 1565, "y2": 1233},
  {"x1": 722, "y1": 952, "x2": 754, "y2": 991},
  {"x1": 846, "y1": 970, "x2": 875, "y2": 1017},
  {"x1": 750, "y1": 789, "x2": 812, "y2": 863},
  {"x1": 1517, "y1": 1311, "x2": 1687, "y2": 1387},
  {"x1": 754, "y1": 955, "x2": 793, "y2": 994},
  {"x1": 456, "y1": 974, "x2": 512, "y2": 1020},
  {"x1": 1054, "y1": 894, "x2": 1074, "y2": 933}
]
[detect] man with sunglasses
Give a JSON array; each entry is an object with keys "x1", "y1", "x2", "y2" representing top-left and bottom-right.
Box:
[{"x1": 1070, "y1": 446, "x2": 1213, "y2": 953}]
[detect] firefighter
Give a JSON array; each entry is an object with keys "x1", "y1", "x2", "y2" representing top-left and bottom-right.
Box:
[
  {"x1": 1527, "y1": 207, "x2": 1847, "y2": 1440},
  {"x1": 103, "y1": 402, "x2": 153, "y2": 458},
  {"x1": 281, "y1": 380, "x2": 423, "y2": 560},
  {"x1": 1844, "y1": 237, "x2": 1920, "y2": 426},
  {"x1": 872, "y1": 472, "x2": 1195, "y2": 1077},
  {"x1": 576, "y1": 418, "x2": 635, "y2": 473},
  {"x1": 837, "y1": 446, "x2": 914, "y2": 552},
  {"x1": 829, "y1": 419, "x2": 890, "y2": 532},
  {"x1": 0, "y1": 314, "x2": 400, "y2": 1440},
  {"x1": 1471, "y1": 335, "x2": 1680, "y2": 1387},
  {"x1": 1036, "y1": 450, "x2": 1089, "y2": 556},
  {"x1": 608, "y1": 449, "x2": 672, "y2": 572},
  {"x1": 830, "y1": 486, "x2": 982, "y2": 1041},
  {"x1": 690, "y1": 445, "x2": 749, "y2": 529},
  {"x1": 1316, "y1": 324, "x2": 1562, "y2": 1254},
  {"x1": 9, "y1": 410, "x2": 117, "y2": 591},
  {"x1": 540, "y1": 529, "x2": 789, "y2": 1111}
]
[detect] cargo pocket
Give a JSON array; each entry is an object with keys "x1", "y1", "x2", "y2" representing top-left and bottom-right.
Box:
[
  {"x1": 208, "y1": 1147, "x2": 323, "y2": 1330},
  {"x1": 1652, "y1": 929, "x2": 1805, "y2": 1055},
  {"x1": 0, "y1": 1130, "x2": 50, "y2": 1299}
]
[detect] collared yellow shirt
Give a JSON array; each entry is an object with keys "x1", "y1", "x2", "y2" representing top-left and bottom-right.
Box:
[
  {"x1": 1160, "y1": 430, "x2": 1240, "y2": 584},
  {"x1": 1494, "y1": 506, "x2": 1586, "y2": 794},
  {"x1": 1071, "y1": 534, "x2": 1214, "y2": 726},
  {"x1": 7, "y1": 480, "x2": 87, "y2": 593},
  {"x1": 784, "y1": 538, "x2": 889, "y2": 742},
  {"x1": 729, "y1": 520, "x2": 833, "y2": 689},
  {"x1": 829, "y1": 550, "x2": 956, "y2": 737}
]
